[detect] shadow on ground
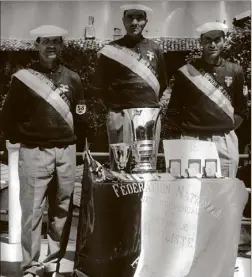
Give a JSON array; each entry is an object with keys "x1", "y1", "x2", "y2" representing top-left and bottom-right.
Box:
[{"x1": 0, "y1": 250, "x2": 75, "y2": 277}]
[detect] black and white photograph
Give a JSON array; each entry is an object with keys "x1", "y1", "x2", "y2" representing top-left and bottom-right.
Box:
[{"x1": 0, "y1": 1, "x2": 251, "y2": 276}]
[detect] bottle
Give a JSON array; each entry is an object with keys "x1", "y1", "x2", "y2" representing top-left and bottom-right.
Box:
[
  {"x1": 85, "y1": 16, "x2": 95, "y2": 40},
  {"x1": 113, "y1": 28, "x2": 122, "y2": 40}
]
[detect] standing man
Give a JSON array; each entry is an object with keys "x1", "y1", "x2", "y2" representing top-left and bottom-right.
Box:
[
  {"x1": 91, "y1": 4, "x2": 168, "y2": 168},
  {"x1": 167, "y1": 22, "x2": 248, "y2": 177},
  {"x1": 2, "y1": 25, "x2": 87, "y2": 277}
]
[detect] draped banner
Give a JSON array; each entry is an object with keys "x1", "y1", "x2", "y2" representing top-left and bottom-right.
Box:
[
  {"x1": 134, "y1": 178, "x2": 248, "y2": 277},
  {"x1": 73, "y1": 150, "x2": 248, "y2": 277}
]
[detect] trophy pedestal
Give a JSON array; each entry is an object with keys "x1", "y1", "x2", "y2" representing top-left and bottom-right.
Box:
[
  {"x1": 132, "y1": 164, "x2": 156, "y2": 173},
  {"x1": 132, "y1": 140, "x2": 157, "y2": 173}
]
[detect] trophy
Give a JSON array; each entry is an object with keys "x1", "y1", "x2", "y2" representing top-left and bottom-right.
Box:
[
  {"x1": 123, "y1": 108, "x2": 161, "y2": 173},
  {"x1": 110, "y1": 143, "x2": 131, "y2": 172}
]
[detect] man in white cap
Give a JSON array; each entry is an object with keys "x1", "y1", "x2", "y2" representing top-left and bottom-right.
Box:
[
  {"x1": 91, "y1": 4, "x2": 168, "y2": 169},
  {"x1": 2, "y1": 25, "x2": 87, "y2": 276},
  {"x1": 167, "y1": 22, "x2": 247, "y2": 177}
]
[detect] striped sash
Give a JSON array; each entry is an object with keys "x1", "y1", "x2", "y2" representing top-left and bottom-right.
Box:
[
  {"x1": 179, "y1": 64, "x2": 234, "y2": 123},
  {"x1": 98, "y1": 44, "x2": 160, "y2": 97},
  {"x1": 14, "y1": 69, "x2": 74, "y2": 130}
]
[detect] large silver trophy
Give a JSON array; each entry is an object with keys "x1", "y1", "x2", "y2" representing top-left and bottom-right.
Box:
[
  {"x1": 123, "y1": 108, "x2": 161, "y2": 173},
  {"x1": 110, "y1": 143, "x2": 131, "y2": 172}
]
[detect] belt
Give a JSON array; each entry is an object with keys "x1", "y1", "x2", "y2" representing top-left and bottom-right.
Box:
[
  {"x1": 21, "y1": 143, "x2": 73, "y2": 149},
  {"x1": 181, "y1": 132, "x2": 227, "y2": 139}
]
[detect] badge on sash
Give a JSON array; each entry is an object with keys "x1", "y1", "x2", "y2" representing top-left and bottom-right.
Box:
[
  {"x1": 146, "y1": 50, "x2": 154, "y2": 61},
  {"x1": 224, "y1": 76, "x2": 233, "y2": 87},
  {"x1": 76, "y1": 101, "x2": 86, "y2": 115},
  {"x1": 59, "y1": 84, "x2": 69, "y2": 93}
]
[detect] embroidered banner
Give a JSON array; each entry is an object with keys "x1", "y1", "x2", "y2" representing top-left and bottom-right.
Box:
[
  {"x1": 178, "y1": 64, "x2": 234, "y2": 123},
  {"x1": 134, "y1": 178, "x2": 248, "y2": 277},
  {"x1": 98, "y1": 44, "x2": 160, "y2": 97},
  {"x1": 14, "y1": 69, "x2": 74, "y2": 130}
]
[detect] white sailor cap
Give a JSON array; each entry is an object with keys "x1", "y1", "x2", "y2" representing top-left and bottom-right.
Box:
[
  {"x1": 196, "y1": 22, "x2": 229, "y2": 36},
  {"x1": 30, "y1": 25, "x2": 68, "y2": 38},
  {"x1": 120, "y1": 4, "x2": 153, "y2": 14}
]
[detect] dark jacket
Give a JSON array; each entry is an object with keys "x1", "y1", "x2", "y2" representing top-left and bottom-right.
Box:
[
  {"x1": 91, "y1": 35, "x2": 168, "y2": 110},
  {"x1": 167, "y1": 57, "x2": 247, "y2": 135},
  {"x1": 1, "y1": 62, "x2": 88, "y2": 148}
]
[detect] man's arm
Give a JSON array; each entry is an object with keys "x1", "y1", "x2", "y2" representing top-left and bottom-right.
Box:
[
  {"x1": 167, "y1": 72, "x2": 183, "y2": 113},
  {"x1": 1, "y1": 76, "x2": 23, "y2": 143},
  {"x1": 157, "y1": 47, "x2": 169, "y2": 100},
  {"x1": 160, "y1": 71, "x2": 184, "y2": 134},
  {"x1": 233, "y1": 68, "x2": 248, "y2": 130},
  {"x1": 72, "y1": 73, "x2": 89, "y2": 151}
]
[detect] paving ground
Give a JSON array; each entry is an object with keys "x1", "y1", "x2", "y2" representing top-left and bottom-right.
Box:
[
  {"x1": 0, "y1": 235, "x2": 75, "y2": 277},
  {"x1": 0, "y1": 236, "x2": 251, "y2": 277}
]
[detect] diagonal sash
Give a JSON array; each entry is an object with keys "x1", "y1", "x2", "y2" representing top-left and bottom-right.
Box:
[
  {"x1": 14, "y1": 69, "x2": 74, "y2": 130},
  {"x1": 179, "y1": 64, "x2": 234, "y2": 123},
  {"x1": 98, "y1": 44, "x2": 160, "y2": 96}
]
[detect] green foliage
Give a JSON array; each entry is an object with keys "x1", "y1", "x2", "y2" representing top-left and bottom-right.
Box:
[
  {"x1": 60, "y1": 43, "x2": 107, "y2": 141},
  {"x1": 224, "y1": 17, "x2": 251, "y2": 91}
]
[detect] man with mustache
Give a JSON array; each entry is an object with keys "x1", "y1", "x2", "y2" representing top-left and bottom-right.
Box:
[
  {"x1": 167, "y1": 22, "x2": 248, "y2": 177},
  {"x1": 91, "y1": 4, "x2": 168, "y2": 169},
  {"x1": 2, "y1": 25, "x2": 87, "y2": 277}
]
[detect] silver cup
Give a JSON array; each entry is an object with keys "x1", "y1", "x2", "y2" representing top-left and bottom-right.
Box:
[
  {"x1": 123, "y1": 108, "x2": 161, "y2": 173},
  {"x1": 110, "y1": 143, "x2": 131, "y2": 172}
]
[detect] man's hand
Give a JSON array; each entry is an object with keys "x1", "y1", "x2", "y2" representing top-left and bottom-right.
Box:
[{"x1": 159, "y1": 87, "x2": 171, "y2": 109}]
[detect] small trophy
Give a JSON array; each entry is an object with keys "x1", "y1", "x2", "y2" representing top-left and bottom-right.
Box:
[
  {"x1": 168, "y1": 159, "x2": 181, "y2": 177},
  {"x1": 110, "y1": 143, "x2": 131, "y2": 172},
  {"x1": 204, "y1": 159, "x2": 217, "y2": 178},
  {"x1": 187, "y1": 159, "x2": 202, "y2": 178}
]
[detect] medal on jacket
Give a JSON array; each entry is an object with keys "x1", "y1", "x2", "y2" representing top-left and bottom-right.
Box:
[
  {"x1": 76, "y1": 100, "x2": 86, "y2": 115},
  {"x1": 224, "y1": 76, "x2": 233, "y2": 87}
]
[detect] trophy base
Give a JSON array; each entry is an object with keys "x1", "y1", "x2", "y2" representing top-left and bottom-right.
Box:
[{"x1": 132, "y1": 165, "x2": 157, "y2": 173}]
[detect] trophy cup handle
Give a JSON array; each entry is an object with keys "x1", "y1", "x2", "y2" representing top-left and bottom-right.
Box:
[{"x1": 153, "y1": 108, "x2": 162, "y2": 131}]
